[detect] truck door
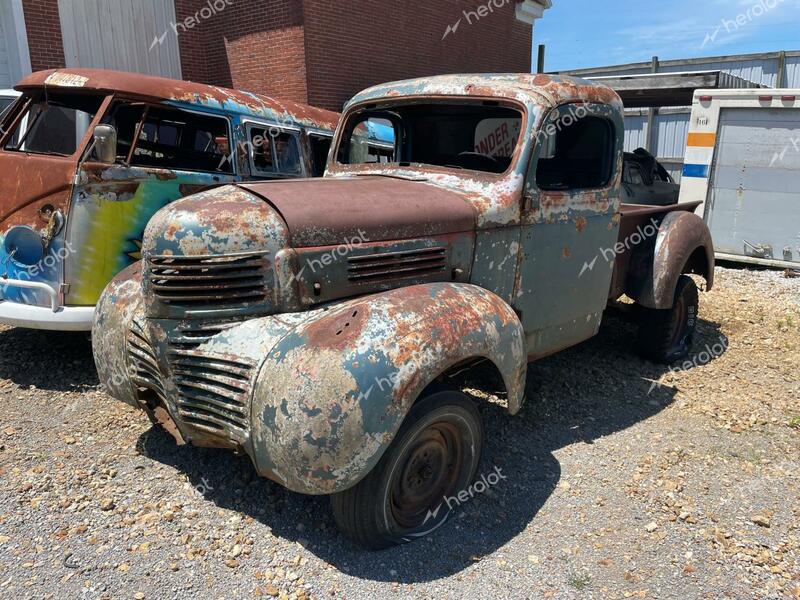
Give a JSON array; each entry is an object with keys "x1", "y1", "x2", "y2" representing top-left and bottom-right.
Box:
[
  {"x1": 515, "y1": 103, "x2": 624, "y2": 359},
  {"x1": 66, "y1": 102, "x2": 239, "y2": 306}
]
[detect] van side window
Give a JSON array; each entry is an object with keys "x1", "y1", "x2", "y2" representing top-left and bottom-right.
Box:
[
  {"x1": 309, "y1": 133, "x2": 332, "y2": 177},
  {"x1": 248, "y1": 126, "x2": 303, "y2": 177},
  {"x1": 130, "y1": 106, "x2": 232, "y2": 174},
  {"x1": 536, "y1": 116, "x2": 615, "y2": 191}
]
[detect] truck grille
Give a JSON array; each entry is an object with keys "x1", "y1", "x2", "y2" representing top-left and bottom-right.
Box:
[
  {"x1": 148, "y1": 251, "x2": 270, "y2": 307},
  {"x1": 166, "y1": 321, "x2": 243, "y2": 352},
  {"x1": 169, "y1": 349, "x2": 255, "y2": 441},
  {"x1": 347, "y1": 247, "x2": 447, "y2": 282},
  {"x1": 127, "y1": 320, "x2": 167, "y2": 402},
  {"x1": 126, "y1": 320, "x2": 255, "y2": 446}
]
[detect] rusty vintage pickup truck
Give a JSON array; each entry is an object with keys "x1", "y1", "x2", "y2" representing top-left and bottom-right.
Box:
[{"x1": 93, "y1": 74, "x2": 714, "y2": 549}]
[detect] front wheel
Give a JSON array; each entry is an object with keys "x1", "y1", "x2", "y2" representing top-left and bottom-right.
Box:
[
  {"x1": 637, "y1": 275, "x2": 699, "y2": 363},
  {"x1": 330, "y1": 390, "x2": 483, "y2": 550}
]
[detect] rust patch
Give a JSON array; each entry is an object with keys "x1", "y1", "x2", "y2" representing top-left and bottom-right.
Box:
[
  {"x1": 153, "y1": 405, "x2": 186, "y2": 446},
  {"x1": 304, "y1": 305, "x2": 370, "y2": 351}
]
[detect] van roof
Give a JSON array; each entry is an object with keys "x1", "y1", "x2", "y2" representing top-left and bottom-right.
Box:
[{"x1": 16, "y1": 69, "x2": 339, "y2": 131}]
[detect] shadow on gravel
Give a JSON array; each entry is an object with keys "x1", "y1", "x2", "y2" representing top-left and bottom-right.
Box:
[
  {"x1": 0, "y1": 327, "x2": 97, "y2": 392},
  {"x1": 136, "y1": 311, "x2": 727, "y2": 583}
]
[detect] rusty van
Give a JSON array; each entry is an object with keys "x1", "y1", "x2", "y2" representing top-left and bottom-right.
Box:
[
  {"x1": 93, "y1": 74, "x2": 714, "y2": 549},
  {"x1": 0, "y1": 69, "x2": 339, "y2": 331}
]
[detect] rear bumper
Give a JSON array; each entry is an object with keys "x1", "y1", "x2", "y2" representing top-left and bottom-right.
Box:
[
  {"x1": 0, "y1": 300, "x2": 94, "y2": 331},
  {"x1": 0, "y1": 279, "x2": 94, "y2": 331}
]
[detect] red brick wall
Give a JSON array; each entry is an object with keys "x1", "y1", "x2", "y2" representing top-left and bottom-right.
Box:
[
  {"x1": 302, "y1": 0, "x2": 532, "y2": 110},
  {"x1": 177, "y1": 0, "x2": 531, "y2": 111},
  {"x1": 21, "y1": 0, "x2": 65, "y2": 72},
  {"x1": 176, "y1": 0, "x2": 308, "y2": 104}
]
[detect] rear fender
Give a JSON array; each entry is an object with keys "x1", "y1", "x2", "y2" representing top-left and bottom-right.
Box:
[
  {"x1": 249, "y1": 282, "x2": 526, "y2": 495},
  {"x1": 627, "y1": 211, "x2": 714, "y2": 309}
]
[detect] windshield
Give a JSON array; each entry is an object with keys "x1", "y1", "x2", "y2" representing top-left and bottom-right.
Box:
[
  {"x1": 3, "y1": 91, "x2": 104, "y2": 156},
  {"x1": 0, "y1": 96, "x2": 15, "y2": 119},
  {"x1": 337, "y1": 102, "x2": 523, "y2": 175}
]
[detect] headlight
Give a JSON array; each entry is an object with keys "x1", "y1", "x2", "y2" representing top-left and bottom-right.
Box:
[{"x1": 4, "y1": 226, "x2": 45, "y2": 267}]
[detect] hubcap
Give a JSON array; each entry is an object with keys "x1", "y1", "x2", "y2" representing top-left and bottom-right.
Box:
[{"x1": 390, "y1": 422, "x2": 465, "y2": 529}]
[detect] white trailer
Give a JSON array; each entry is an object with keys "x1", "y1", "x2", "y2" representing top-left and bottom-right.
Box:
[{"x1": 679, "y1": 88, "x2": 800, "y2": 269}]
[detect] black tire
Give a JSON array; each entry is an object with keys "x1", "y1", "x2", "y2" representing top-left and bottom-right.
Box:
[
  {"x1": 637, "y1": 275, "x2": 699, "y2": 363},
  {"x1": 330, "y1": 390, "x2": 484, "y2": 550}
]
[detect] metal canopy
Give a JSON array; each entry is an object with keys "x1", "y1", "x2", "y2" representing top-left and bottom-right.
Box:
[{"x1": 587, "y1": 71, "x2": 764, "y2": 108}]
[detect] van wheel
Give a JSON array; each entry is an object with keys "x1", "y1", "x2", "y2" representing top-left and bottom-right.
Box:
[
  {"x1": 330, "y1": 390, "x2": 483, "y2": 550},
  {"x1": 637, "y1": 275, "x2": 698, "y2": 363}
]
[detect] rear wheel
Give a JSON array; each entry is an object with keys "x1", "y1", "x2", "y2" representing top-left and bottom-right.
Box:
[
  {"x1": 330, "y1": 390, "x2": 483, "y2": 550},
  {"x1": 637, "y1": 275, "x2": 699, "y2": 363}
]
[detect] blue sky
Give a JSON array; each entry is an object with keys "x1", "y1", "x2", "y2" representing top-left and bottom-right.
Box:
[{"x1": 535, "y1": 0, "x2": 800, "y2": 71}]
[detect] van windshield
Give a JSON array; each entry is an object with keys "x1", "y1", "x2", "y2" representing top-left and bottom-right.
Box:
[
  {"x1": 0, "y1": 96, "x2": 15, "y2": 118},
  {"x1": 3, "y1": 92, "x2": 104, "y2": 156},
  {"x1": 337, "y1": 102, "x2": 523, "y2": 175}
]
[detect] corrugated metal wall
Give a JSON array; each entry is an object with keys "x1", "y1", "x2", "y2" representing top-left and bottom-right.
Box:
[
  {"x1": 581, "y1": 52, "x2": 800, "y2": 182},
  {"x1": 0, "y1": 10, "x2": 10, "y2": 88},
  {"x1": 623, "y1": 112, "x2": 647, "y2": 152},
  {"x1": 58, "y1": 0, "x2": 182, "y2": 79},
  {"x1": 623, "y1": 110, "x2": 691, "y2": 183},
  {"x1": 786, "y1": 56, "x2": 800, "y2": 88}
]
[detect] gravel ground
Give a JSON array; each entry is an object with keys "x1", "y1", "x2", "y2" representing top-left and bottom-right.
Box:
[{"x1": 0, "y1": 265, "x2": 798, "y2": 600}]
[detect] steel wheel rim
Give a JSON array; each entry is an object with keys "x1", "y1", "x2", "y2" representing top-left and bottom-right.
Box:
[{"x1": 389, "y1": 421, "x2": 464, "y2": 529}]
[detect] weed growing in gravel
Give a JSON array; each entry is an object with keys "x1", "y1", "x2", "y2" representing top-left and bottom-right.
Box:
[
  {"x1": 568, "y1": 572, "x2": 592, "y2": 591},
  {"x1": 789, "y1": 416, "x2": 800, "y2": 429}
]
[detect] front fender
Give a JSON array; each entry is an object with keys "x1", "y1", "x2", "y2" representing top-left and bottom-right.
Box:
[
  {"x1": 249, "y1": 283, "x2": 526, "y2": 495},
  {"x1": 92, "y1": 262, "x2": 143, "y2": 407},
  {"x1": 628, "y1": 211, "x2": 714, "y2": 309}
]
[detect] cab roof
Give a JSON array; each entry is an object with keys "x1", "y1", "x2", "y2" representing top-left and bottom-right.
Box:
[
  {"x1": 346, "y1": 73, "x2": 623, "y2": 112},
  {"x1": 16, "y1": 68, "x2": 339, "y2": 131}
]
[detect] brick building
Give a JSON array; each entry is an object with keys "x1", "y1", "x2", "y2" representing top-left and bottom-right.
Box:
[{"x1": 2, "y1": 0, "x2": 550, "y2": 110}]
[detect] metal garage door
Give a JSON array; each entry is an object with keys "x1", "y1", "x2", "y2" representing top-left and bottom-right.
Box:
[
  {"x1": 58, "y1": 0, "x2": 182, "y2": 79},
  {"x1": 708, "y1": 108, "x2": 800, "y2": 266},
  {"x1": 0, "y1": 11, "x2": 11, "y2": 88}
]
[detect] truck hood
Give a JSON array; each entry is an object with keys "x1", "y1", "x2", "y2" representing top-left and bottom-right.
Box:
[{"x1": 239, "y1": 176, "x2": 476, "y2": 247}]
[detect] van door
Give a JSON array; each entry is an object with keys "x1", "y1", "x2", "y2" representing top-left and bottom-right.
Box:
[
  {"x1": 65, "y1": 102, "x2": 238, "y2": 306},
  {"x1": 515, "y1": 104, "x2": 624, "y2": 359},
  {"x1": 0, "y1": 91, "x2": 106, "y2": 309}
]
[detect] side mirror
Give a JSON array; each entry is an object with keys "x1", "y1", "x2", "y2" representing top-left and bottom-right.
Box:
[{"x1": 93, "y1": 124, "x2": 117, "y2": 164}]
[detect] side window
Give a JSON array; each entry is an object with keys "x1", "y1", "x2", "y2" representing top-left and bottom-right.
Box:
[
  {"x1": 100, "y1": 102, "x2": 146, "y2": 162},
  {"x1": 248, "y1": 125, "x2": 303, "y2": 177},
  {"x1": 130, "y1": 106, "x2": 232, "y2": 173},
  {"x1": 309, "y1": 133, "x2": 332, "y2": 177},
  {"x1": 536, "y1": 115, "x2": 615, "y2": 191},
  {"x1": 347, "y1": 117, "x2": 397, "y2": 165}
]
